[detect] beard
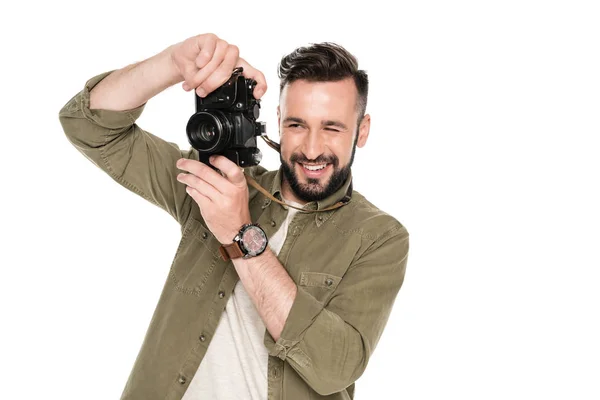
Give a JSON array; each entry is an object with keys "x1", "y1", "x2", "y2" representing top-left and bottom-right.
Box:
[{"x1": 280, "y1": 134, "x2": 358, "y2": 203}]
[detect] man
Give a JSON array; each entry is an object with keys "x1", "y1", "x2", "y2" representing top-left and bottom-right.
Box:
[{"x1": 58, "y1": 32, "x2": 409, "y2": 400}]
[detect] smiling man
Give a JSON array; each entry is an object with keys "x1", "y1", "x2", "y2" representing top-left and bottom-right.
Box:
[
  {"x1": 277, "y1": 63, "x2": 369, "y2": 204},
  {"x1": 58, "y1": 33, "x2": 409, "y2": 400}
]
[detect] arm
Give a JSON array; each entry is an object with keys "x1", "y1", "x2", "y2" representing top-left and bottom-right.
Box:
[
  {"x1": 232, "y1": 246, "x2": 298, "y2": 342},
  {"x1": 234, "y1": 224, "x2": 410, "y2": 396},
  {"x1": 58, "y1": 34, "x2": 267, "y2": 226},
  {"x1": 58, "y1": 47, "x2": 194, "y2": 225}
]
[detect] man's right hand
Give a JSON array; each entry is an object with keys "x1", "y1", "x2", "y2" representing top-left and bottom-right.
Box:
[{"x1": 169, "y1": 33, "x2": 267, "y2": 99}]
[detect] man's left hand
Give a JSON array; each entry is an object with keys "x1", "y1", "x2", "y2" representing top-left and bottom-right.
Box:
[{"x1": 176, "y1": 155, "x2": 251, "y2": 244}]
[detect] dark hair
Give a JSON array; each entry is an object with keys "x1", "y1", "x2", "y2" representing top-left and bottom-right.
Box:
[{"x1": 278, "y1": 42, "x2": 369, "y2": 125}]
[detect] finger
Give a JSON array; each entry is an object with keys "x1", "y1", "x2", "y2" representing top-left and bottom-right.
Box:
[
  {"x1": 176, "y1": 158, "x2": 228, "y2": 191},
  {"x1": 180, "y1": 60, "x2": 199, "y2": 92},
  {"x1": 199, "y1": 45, "x2": 240, "y2": 96},
  {"x1": 180, "y1": 34, "x2": 218, "y2": 85},
  {"x1": 236, "y1": 57, "x2": 267, "y2": 99},
  {"x1": 186, "y1": 186, "x2": 212, "y2": 209},
  {"x1": 188, "y1": 39, "x2": 229, "y2": 96},
  {"x1": 209, "y1": 155, "x2": 245, "y2": 187},
  {"x1": 195, "y1": 33, "x2": 218, "y2": 70},
  {"x1": 178, "y1": 39, "x2": 203, "y2": 88},
  {"x1": 177, "y1": 172, "x2": 222, "y2": 201}
]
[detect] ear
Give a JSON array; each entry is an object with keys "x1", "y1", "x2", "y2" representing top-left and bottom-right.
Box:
[
  {"x1": 277, "y1": 105, "x2": 281, "y2": 137},
  {"x1": 356, "y1": 114, "x2": 371, "y2": 148}
]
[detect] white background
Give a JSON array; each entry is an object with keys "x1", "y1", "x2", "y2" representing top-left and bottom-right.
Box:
[{"x1": 1, "y1": 0, "x2": 599, "y2": 399}]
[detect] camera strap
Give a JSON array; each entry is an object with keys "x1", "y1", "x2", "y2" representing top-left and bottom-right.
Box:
[
  {"x1": 244, "y1": 173, "x2": 350, "y2": 213},
  {"x1": 242, "y1": 135, "x2": 352, "y2": 213}
]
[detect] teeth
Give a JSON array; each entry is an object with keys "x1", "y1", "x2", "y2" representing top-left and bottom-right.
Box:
[{"x1": 303, "y1": 164, "x2": 327, "y2": 171}]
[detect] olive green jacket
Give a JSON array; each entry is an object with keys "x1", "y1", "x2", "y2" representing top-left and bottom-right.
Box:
[{"x1": 58, "y1": 71, "x2": 410, "y2": 400}]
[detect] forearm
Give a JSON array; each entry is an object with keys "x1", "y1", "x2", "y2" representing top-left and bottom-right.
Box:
[
  {"x1": 89, "y1": 45, "x2": 182, "y2": 111},
  {"x1": 232, "y1": 247, "x2": 297, "y2": 342}
]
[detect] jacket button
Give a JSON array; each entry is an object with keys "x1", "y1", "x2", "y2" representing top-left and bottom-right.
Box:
[
  {"x1": 199, "y1": 334, "x2": 206, "y2": 342},
  {"x1": 178, "y1": 376, "x2": 186, "y2": 384},
  {"x1": 218, "y1": 291, "x2": 225, "y2": 299},
  {"x1": 202, "y1": 232, "x2": 208, "y2": 239},
  {"x1": 325, "y1": 278, "x2": 333, "y2": 286},
  {"x1": 317, "y1": 215, "x2": 323, "y2": 221},
  {"x1": 270, "y1": 220, "x2": 276, "y2": 227},
  {"x1": 271, "y1": 367, "x2": 280, "y2": 378}
]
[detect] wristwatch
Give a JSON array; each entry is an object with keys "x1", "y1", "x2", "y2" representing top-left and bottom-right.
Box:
[{"x1": 219, "y1": 223, "x2": 268, "y2": 261}]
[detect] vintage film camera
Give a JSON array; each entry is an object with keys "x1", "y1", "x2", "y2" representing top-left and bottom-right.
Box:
[{"x1": 185, "y1": 67, "x2": 266, "y2": 169}]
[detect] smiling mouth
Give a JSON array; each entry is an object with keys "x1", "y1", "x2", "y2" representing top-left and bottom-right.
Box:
[
  {"x1": 301, "y1": 163, "x2": 328, "y2": 171},
  {"x1": 298, "y1": 162, "x2": 331, "y2": 178}
]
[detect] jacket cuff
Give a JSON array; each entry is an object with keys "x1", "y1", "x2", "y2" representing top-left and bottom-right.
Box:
[
  {"x1": 266, "y1": 285, "x2": 324, "y2": 361},
  {"x1": 79, "y1": 70, "x2": 147, "y2": 130}
]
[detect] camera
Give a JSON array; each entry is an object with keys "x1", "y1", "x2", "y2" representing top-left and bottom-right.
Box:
[{"x1": 186, "y1": 67, "x2": 266, "y2": 169}]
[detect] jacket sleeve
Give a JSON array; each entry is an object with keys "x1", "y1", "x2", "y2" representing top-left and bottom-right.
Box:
[
  {"x1": 58, "y1": 70, "x2": 195, "y2": 226},
  {"x1": 264, "y1": 223, "x2": 410, "y2": 396}
]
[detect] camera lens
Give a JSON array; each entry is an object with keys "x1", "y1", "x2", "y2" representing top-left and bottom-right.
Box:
[
  {"x1": 186, "y1": 111, "x2": 232, "y2": 153},
  {"x1": 199, "y1": 123, "x2": 217, "y2": 143}
]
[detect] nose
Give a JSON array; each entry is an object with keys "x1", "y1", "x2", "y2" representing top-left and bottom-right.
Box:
[{"x1": 301, "y1": 129, "x2": 325, "y2": 161}]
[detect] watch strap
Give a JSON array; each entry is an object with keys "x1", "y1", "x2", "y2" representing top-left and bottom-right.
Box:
[{"x1": 219, "y1": 241, "x2": 245, "y2": 261}]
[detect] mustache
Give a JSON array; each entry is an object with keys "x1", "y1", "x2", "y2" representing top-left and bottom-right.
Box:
[{"x1": 290, "y1": 153, "x2": 338, "y2": 167}]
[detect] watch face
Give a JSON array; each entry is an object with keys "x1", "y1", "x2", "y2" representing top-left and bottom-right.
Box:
[{"x1": 240, "y1": 226, "x2": 267, "y2": 256}]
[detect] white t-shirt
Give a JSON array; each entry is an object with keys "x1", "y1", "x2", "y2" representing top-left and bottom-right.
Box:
[{"x1": 181, "y1": 198, "x2": 305, "y2": 400}]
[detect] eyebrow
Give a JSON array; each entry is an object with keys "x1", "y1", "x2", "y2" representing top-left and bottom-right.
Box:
[{"x1": 283, "y1": 117, "x2": 349, "y2": 131}]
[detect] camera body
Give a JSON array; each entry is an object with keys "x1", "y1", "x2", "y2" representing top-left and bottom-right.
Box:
[{"x1": 186, "y1": 67, "x2": 266, "y2": 169}]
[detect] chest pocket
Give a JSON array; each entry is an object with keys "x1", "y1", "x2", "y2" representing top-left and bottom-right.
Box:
[
  {"x1": 168, "y1": 216, "x2": 223, "y2": 296},
  {"x1": 294, "y1": 232, "x2": 362, "y2": 304}
]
